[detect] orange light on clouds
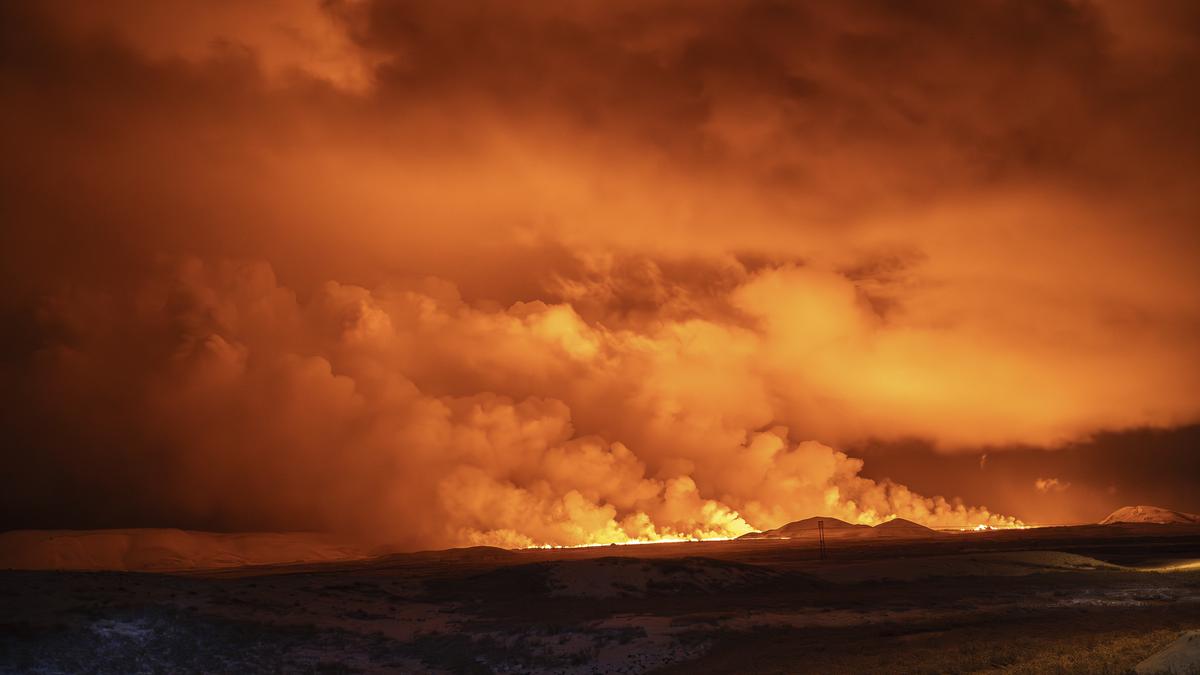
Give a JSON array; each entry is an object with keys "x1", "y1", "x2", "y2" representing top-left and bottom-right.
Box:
[{"x1": 0, "y1": 0, "x2": 1197, "y2": 547}]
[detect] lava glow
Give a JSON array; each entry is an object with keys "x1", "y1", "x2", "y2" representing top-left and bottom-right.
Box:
[
  {"x1": 958, "y1": 524, "x2": 1033, "y2": 533},
  {"x1": 526, "y1": 536, "x2": 738, "y2": 551}
]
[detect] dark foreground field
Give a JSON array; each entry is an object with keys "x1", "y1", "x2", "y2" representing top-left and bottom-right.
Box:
[{"x1": 2, "y1": 525, "x2": 1199, "y2": 674}]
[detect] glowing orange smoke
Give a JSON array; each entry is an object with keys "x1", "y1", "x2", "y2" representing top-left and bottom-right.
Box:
[{"x1": 1, "y1": 1, "x2": 1197, "y2": 545}]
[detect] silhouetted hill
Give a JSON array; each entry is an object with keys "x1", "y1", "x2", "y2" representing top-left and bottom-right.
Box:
[
  {"x1": 873, "y1": 517, "x2": 939, "y2": 537},
  {"x1": 740, "y1": 516, "x2": 942, "y2": 540},
  {"x1": 740, "y1": 516, "x2": 868, "y2": 539},
  {"x1": 1100, "y1": 505, "x2": 1200, "y2": 525}
]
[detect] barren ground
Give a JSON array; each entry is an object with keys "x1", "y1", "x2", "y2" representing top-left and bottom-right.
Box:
[{"x1": 2, "y1": 524, "x2": 1199, "y2": 674}]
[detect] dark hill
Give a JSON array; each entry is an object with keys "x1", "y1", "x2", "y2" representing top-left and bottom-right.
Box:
[
  {"x1": 873, "y1": 517, "x2": 939, "y2": 537},
  {"x1": 740, "y1": 516, "x2": 870, "y2": 540},
  {"x1": 740, "y1": 516, "x2": 941, "y2": 540}
]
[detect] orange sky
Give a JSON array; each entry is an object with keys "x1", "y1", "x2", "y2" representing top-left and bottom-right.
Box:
[{"x1": 1, "y1": 1, "x2": 1198, "y2": 548}]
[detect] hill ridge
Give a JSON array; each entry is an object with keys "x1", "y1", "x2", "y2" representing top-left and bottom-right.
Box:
[
  {"x1": 739, "y1": 515, "x2": 938, "y2": 540},
  {"x1": 1100, "y1": 505, "x2": 1200, "y2": 525}
]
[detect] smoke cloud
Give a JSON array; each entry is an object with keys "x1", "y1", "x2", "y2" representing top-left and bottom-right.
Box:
[
  {"x1": 14, "y1": 259, "x2": 1021, "y2": 547},
  {"x1": 1, "y1": 1, "x2": 1197, "y2": 545}
]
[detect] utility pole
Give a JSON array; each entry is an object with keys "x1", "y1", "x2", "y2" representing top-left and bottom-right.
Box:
[{"x1": 817, "y1": 519, "x2": 826, "y2": 561}]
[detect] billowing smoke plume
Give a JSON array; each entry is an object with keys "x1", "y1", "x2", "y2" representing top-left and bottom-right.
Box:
[
  {"x1": 20, "y1": 259, "x2": 1020, "y2": 548},
  {"x1": 2, "y1": 1, "x2": 1198, "y2": 543}
]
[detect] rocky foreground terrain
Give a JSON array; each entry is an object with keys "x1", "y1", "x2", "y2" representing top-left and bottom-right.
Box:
[{"x1": 3, "y1": 522, "x2": 1200, "y2": 673}]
